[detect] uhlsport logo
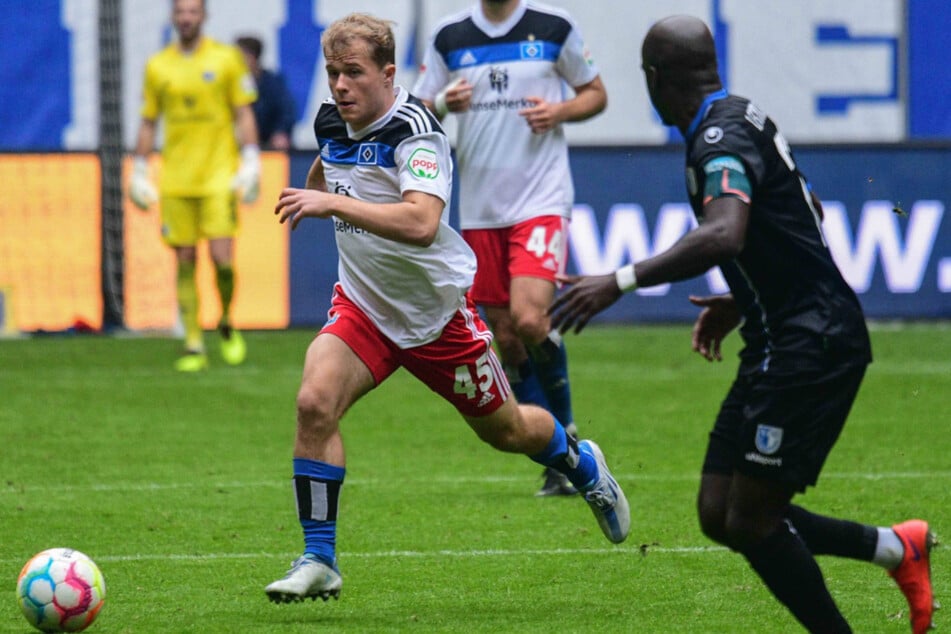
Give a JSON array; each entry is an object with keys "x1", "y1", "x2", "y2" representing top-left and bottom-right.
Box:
[{"x1": 408, "y1": 148, "x2": 439, "y2": 179}]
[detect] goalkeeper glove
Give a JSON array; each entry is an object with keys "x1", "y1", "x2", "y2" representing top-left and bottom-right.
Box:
[
  {"x1": 232, "y1": 144, "x2": 261, "y2": 204},
  {"x1": 129, "y1": 156, "x2": 158, "y2": 210}
]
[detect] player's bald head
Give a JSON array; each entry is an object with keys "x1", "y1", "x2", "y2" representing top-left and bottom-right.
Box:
[
  {"x1": 640, "y1": 15, "x2": 722, "y2": 130},
  {"x1": 641, "y1": 15, "x2": 717, "y2": 80}
]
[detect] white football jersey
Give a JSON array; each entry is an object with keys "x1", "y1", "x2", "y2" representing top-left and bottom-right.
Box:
[
  {"x1": 315, "y1": 87, "x2": 477, "y2": 348},
  {"x1": 413, "y1": 0, "x2": 599, "y2": 229}
]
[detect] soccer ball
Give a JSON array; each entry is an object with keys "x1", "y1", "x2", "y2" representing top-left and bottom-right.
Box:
[{"x1": 16, "y1": 548, "x2": 106, "y2": 633}]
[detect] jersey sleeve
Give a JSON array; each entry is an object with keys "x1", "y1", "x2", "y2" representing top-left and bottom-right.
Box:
[
  {"x1": 228, "y1": 46, "x2": 258, "y2": 108},
  {"x1": 139, "y1": 58, "x2": 160, "y2": 120},
  {"x1": 396, "y1": 132, "x2": 452, "y2": 204},
  {"x1": 555, "y1": 20, "x2": 599, "y2": 88},
  {"x1": 693, "y1": 119, "x2": 765, "y2": 190},
  {"x1": 700, "y1": 154, "x2": 752, "y2": 205},
  {"x1": 412, "y1": 38, "x2": 451, "y2": 102}
]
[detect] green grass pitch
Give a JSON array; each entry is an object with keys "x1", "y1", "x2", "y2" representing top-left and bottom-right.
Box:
[{"x1": 1, "y1": 323, "x2": 947, "y2": 633}]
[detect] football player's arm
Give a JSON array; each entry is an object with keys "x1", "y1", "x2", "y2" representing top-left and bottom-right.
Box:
[
  {"x1": 413, "y1": 41, "x2": 464, "y2": 120},
  {"x1": 420, "y1": 78, "x2": 471, "y2": 120},
  {"x1": 304, "y1": 155, "x2": 327, "y2": 192},
  {"x1": 561, "y1": 75, "x2": 608, "y2": 122},
  {"x1": 275, "y1": 188, "x2": 443, "y2": 247},
  {"x1": 632, "y1": 196, "x2": 749, "y2": 287},
  {"x1": 232, "y1": 103, "x2": 261, "y2": 203},
  {"x1": 234, "y1": 103, "x2": 259, "y2": 148},
  {"x1": 688, "y1": 293, "x2": 741, "y2": 362},
  {"x1": 133, "y1": 117, "x2": 156, "y2": 158},
  {"x1": 550, "y1": 198, "x2": 749, "y2": 334},
  {"x1": 519, "y1": 75, "x2": 606, "y2": 134}
]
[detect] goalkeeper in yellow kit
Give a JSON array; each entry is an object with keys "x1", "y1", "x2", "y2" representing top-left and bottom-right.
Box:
[{"x1": 128, "y1": 0, "x2": 260, "y2": 372}]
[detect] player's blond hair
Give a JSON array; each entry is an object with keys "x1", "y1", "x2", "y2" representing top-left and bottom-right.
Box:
[{"x1": 321, "y1": 13, "x2": 396, "y2": 69}]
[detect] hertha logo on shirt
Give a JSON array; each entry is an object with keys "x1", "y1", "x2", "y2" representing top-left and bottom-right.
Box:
[{"x1": 408, "y1": 148, "x2": 440, "y2": 179}]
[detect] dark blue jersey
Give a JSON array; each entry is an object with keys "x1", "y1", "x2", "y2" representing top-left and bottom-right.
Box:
[{"x1": 684, "y1": 92, "x2": 871, "y2": 374}]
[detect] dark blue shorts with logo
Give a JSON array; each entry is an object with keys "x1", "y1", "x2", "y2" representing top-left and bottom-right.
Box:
[{"x1": 701, "y1": 361, "x2": 868, "y2": 492}]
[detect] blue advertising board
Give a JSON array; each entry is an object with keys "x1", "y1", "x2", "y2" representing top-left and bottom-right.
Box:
[{"x1": 286, "y1": 146, "x2": 951, "y2": 326}]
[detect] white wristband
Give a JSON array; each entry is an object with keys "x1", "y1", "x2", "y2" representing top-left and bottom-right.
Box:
[
  {"x1": 434, "y1": 91, "x2": 449, "y2": 118},
  {"x1": 241, "y1": 144, "x2": 260, "y2": 162},
  {"x1": 433, "y1": 78, "x2": 463, "y2": 118},
  {"x1": 615, "y1": 264, "x2": 638, "y2": 292}
]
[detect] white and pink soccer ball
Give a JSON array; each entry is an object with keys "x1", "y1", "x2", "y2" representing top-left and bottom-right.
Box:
[{"x1": 16, "y1": 548, "x2": 105, "y2": 632}]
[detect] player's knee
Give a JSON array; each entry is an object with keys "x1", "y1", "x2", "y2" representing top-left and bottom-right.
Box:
[
  {"x1": 510, "y1": 309, "x2": 548, "y2": 345},
  {"x1": 477, "y1": 425, "x2": 521, "y2": 453},
  {"x1": 493, "y1": 329, "x2": 523, "y2": 362},
  {"x1": 295, "y1": 385, "x2": 338, "y2": 434},
  {"x1": 721, "y1": 510, "x2": 776, "y2": 552},
  {"x1": 469, "y1": 408, "x2": 524, "y2": 453}
]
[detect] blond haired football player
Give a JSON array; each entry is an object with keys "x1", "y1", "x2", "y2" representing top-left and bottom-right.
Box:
[
  {"x1": 263, "y1": 12, "x2": 628, "y2": 603},
  {"x1": 129, "y1": 0, "x2": 260, "y2": 371}
]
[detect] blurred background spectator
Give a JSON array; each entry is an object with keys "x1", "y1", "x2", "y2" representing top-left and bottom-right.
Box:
[{"x1": 236, "y1": 35, "x2": 296, "y2": 151}]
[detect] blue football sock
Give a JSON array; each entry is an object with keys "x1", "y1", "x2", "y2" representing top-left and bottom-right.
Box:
[
  {"x1": 528, "y1": 423, "x2": 597, "y2": 490},
  {"x1": 293, "y1": 458, "x2": 345, "y2": 566},
  {"x1": 505, "y1": 358, "x2": 550, "y2": 409},
  {"x1": 530, "y1": 331, "x2": 575, "y2": 431}
]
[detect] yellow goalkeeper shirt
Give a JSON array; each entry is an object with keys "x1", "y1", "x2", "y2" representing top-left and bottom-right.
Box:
[{"x1": 140, "y1": 37, "x2": 257, "y2": 196}]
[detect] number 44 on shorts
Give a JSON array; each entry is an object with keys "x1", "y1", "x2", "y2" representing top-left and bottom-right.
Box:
[{"x1": 525, "y1": 225, "x2": 562, "y2": 259}]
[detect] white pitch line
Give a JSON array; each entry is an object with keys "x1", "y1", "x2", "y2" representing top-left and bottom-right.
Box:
[
  {"x1": 0, "y1": 546, "x2": 728, "y2": 567},
  {"x1": 2, "y1": 470, "x2": 950, "y2": 495}
]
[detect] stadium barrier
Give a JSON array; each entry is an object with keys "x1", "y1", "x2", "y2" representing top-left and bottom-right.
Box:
[
  {"x1": 0, "y1": 153, "x2": 289, "y2": 334},
  {"x1": 1, "y1": 146, "x2": 948, "y2": 334}
]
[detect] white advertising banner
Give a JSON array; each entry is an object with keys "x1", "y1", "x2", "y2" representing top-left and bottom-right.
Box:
[{"x1": 34, "y1": 0, "x2": 907, "y2": 149}]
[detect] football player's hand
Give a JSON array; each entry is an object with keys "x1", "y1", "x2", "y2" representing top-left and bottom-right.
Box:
[
  {"x1": 434, "y1": 78, "x2": 471, "y2": 117},
  {"x1": 549, "y1": 273, "x2": 623, "y2": 334},
  {"x1": 519, "y1": 97, "x2": 559, "y2": 134},
  {"x1": 232, "y1": 145, "x2": 261, "y2": 204},
  {"x1": 275, "y1": 187, "x2": 335, "y2": 229},
  {"x1": 128, "y1": 157, "x2": 158, "y2": 210},
  {"x1": 689, "y1": 294, "x2": 740, "y2": 361}
]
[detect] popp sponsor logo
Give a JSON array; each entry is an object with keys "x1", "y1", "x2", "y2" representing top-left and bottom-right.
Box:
[{"x1": 409, "y1": 148, "x2": 439, "y2": 179}]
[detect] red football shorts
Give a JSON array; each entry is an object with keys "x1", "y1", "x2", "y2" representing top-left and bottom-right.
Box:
[
  {"x1": 319, "y1": 284, "x2": 512, "y2": 417},
  {"x1": 462, "y1": 215, "x2": 568, "y2": 306}
]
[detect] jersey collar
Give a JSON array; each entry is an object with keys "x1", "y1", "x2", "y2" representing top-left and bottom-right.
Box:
[
  {"x1": 176, "y1": 36, "x2": 207, "y2": 57},
  {"x1": 473, "y1": 0, "x2": 528, "y2": 38},
  {"x1": 685, "y1": 88, "x2": 728, "y2": 141}
]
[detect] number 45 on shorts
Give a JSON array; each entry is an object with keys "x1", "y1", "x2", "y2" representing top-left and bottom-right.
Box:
[{"x1": 454, "y1": 352, "x2": 497, "y2": 407}]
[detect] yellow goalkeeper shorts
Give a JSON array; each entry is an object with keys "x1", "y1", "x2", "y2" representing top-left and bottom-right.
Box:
[{"x1": 160, "y1": 191, "x2": 238, "y2": 246}]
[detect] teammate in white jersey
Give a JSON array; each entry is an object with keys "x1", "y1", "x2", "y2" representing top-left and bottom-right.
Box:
[
  {"x1": 263, "y1": 12, "x2": 629, "y2": 605},
  {"x1": 414, "y1": 0, "x2": 607, "y2": 496}
]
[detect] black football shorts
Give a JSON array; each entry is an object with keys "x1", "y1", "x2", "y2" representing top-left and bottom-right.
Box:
[{"x1": 702, "y1": 362, "x2": 867, "y2": 491}]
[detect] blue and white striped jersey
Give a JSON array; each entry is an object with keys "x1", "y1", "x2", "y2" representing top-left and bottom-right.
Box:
[
  {"x1": 413, "y1": 0, "x2": 599, "y2": 229},
  {"x1": 315, "y1": 87, "x2": 477, "y2": 348}
]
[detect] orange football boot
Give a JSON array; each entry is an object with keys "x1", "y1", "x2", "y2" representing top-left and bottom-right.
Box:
[{"x1": 889, "y1": 519, "x2": 938, "y2": 634}]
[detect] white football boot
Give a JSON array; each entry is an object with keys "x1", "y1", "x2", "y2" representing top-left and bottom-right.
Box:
[
  {"x1": 578, "y1": 440, "x2": 630, "y2": 544},
  {"x1": 265, "y1": 554, "x2": 342, "y2": 603}
]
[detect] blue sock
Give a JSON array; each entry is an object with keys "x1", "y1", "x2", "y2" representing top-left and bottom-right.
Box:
[
  {"x1": 506, "y1": 358, "x2": 550, "y2": 409},
  {"x1": 528, "y1": 424, "x2": 597, "y2": 490},
  {"x1": 293, "y1": 458, "x2": 345, "y2": 567},
  {"x1": 530, "y1": 331, "x2": 574, "y2": 431}
]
